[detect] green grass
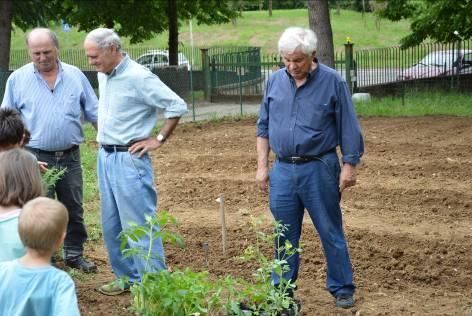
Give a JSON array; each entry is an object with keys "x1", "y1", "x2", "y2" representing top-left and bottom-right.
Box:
[
  {"x1": 355, "y1": 92, "x2": 472, "y2": 116},
  {"x1": 79, "y1": 124, "x2": 101, "y2": 242},
  {"x1": 10, "y1": 9, "x2": 411, "y2": 54}
]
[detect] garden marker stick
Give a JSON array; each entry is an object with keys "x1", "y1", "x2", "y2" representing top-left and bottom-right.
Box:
[
  {"x1": 202, "y1": 241, "x2": 209, "y2": 267},
  {"x1": 216, "y1": 195, "x2": 228, "y2": 254}
]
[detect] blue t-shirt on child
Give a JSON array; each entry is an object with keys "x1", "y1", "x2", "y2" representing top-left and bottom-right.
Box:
[{"x1": 0, "y1": 260, "x2": 80, "y2": 316}]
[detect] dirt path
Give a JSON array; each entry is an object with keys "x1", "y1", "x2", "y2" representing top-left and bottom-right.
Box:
[{"x1": 78, "y1": 116, "x2": 472, "y2": 315}]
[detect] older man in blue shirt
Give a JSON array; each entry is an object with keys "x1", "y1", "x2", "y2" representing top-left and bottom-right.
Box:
[
  {"x1": 1, "y1": 28, "x2": 98, "y2": 273},
  {"x1": 84, "y1": 28, "x2": 188, "y2": 295},
  {"x1": 256, "y1": 27, "x2": 364, "y2": 309}
]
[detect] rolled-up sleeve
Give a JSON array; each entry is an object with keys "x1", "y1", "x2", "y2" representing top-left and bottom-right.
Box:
[
  {"x1": 256, "y1": 77, "x2": 271, "y2": 138},
  {"x1": 140, "y1": 72, "x2": 188, "y2": 118},
  {"x1": 335, "y1": 80, "x2": 364, "y2": 165}
]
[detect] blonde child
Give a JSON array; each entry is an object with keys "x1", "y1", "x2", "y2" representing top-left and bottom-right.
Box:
[
  {"x1": 0, "y1": 197, "x2": 80, "y2": 315},
  {"x1": 0, "y1": 148, "x2": 43, "y2": 261}
]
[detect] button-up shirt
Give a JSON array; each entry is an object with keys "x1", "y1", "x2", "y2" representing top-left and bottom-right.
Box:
[
  {"x1": 1, "y1": 61, "x2": 98, "y2": 151},
  {"x1": 97, "y1": 55, "x2": 188, "y2": 145},
  {"x1": 256, "y1": 63, "x2": 364, "y2": 165}
]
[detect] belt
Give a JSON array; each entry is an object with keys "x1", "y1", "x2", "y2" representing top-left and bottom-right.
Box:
[
  {"x1": 277, "y1": 148, "x2": 336, "y2": 164},
  {"x1": 26, "y1": 145, "x2": 79, "y2": 157},
  {"x1": 101, "y1": 144, "x2": 131, "y2": 152},
  {"x1": 277, "y1": 156, "x2": 320, "y2": 164}
]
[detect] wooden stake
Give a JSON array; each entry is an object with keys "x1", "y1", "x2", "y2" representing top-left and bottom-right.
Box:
[{"x1": 218, "y1": 194, "x2": 227, "y2": 254}]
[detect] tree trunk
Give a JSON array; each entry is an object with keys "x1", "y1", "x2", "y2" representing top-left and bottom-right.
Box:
[
  {"x1": 0, "y1": 0, "x2": 14, "y2": 71},
  {"x1": 268, "y1": 0, "x2": 272, "y2": 16},
  {"x1": 307, "y1": 0, "x2": 335, "y2": 68},
  {"x1": 167, "y1": 0, "x2": 178, "y2": 66}
]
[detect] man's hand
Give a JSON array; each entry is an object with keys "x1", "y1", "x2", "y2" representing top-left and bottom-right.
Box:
[
  {"x1": 339, "y1": 163, "x2": 357, "y2": 192},
  {"x1": 129, "y1": 137, "x2": 162, "y2": 157},
  {"x1": 38, "y1": 161, "x2": 48, "y2": 173},
  {"x1": 256, "y1": 165, "x2": 269, "y2": 193}
]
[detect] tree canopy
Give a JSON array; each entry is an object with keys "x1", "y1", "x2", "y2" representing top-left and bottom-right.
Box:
[
  {"x1": 376, "y1": 0, "x2": 472, "y2": 48},
  {"x1": 0, "y1": 0, "x2": 239, "y2": 69}
]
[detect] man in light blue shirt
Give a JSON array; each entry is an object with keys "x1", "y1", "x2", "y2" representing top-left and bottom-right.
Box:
[
  {"x1": 84, "y1": 28, "x2": 188, "y2": 295},
  {"x1": 1, "y1": 28, "x2": 98, "y2": 273}
]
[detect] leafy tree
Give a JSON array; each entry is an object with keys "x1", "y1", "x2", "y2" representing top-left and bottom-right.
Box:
[
  {"x1": 375, "y1": 0, "x2": 472, "y2": 48},
  {"x1": 308, "y1": 0, "x2": 335, "y2": 68},
  {"x1": 62, "y1": 0, "x2": 239, "y2": 66}
]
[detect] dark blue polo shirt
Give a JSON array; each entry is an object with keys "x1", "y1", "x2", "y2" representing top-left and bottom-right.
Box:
[{"x1": 256, "y1": 63, "x2": 364, "y2": 165}]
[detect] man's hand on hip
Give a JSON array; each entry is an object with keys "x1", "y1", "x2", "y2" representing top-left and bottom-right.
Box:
[
  {"x1": 339, "y1": 163, "x2": 357, "y2": 192},
  {"x1": 256, "y1": 165, "x2": 269, "y2": 193},
  {"x1": 129, "y1": 137, "x2": 162, "y2": 157}
]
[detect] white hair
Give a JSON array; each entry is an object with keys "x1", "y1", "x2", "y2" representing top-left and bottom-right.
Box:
[
  {"x1": 85, "y1": 28, "x2": 122, "y2": 52},
  {"x1": 278, "y1": 27, "x2": 318, "y2": 55}
]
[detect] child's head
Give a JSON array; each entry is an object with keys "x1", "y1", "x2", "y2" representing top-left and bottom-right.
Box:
[
  {"x1": 19, "y1": 197, "x2": 69, "y2": 253},
  {"x1": 0, "y1": 108, "x2": 27, "y2": 150},
  {"x1": 0, "y1": 148, "x2": 43, "y2": 207}
]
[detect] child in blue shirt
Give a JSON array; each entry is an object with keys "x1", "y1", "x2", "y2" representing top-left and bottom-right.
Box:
[{"x1": 0, "y1": 197, "x2": 80, "y2": 316}]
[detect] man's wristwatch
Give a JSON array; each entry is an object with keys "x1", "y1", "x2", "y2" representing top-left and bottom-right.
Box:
[{"x1": 157, "y1": 133, "x2": 166, "y2": 143}]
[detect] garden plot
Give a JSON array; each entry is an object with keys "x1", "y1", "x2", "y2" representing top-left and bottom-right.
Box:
[{"x1": 77, "y1": 116, "x2": 472, "y2": 315}]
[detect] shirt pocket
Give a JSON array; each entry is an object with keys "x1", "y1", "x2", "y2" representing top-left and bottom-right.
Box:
[
  {"x1": 297, "y1": 101, "x2": 328, "y2": 130},
  {"x1": 64, "y1": 93, "x2": 82, "y2": 120}
]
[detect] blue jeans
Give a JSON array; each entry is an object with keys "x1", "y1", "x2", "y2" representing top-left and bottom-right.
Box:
[
  {"x1": 269, "y1": 151, "x2": 355, "y2": 297},
  {"x1": 28, "y1": 147, "x2": 87, "y2": 260},
  {"x1": 97, "y1": 148, "x2": 166, "y2": 283}
]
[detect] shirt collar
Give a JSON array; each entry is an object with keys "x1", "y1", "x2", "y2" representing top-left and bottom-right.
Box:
[
  {"x1": 284, "y1": 61, "x2": 320, "y2": 83},
  {"x1": 108, "y1": 53, "x2": 129, "y2": 77}
]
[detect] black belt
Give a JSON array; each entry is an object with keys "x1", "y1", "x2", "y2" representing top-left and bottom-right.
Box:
[
  {"x1": 26, "y1": 145, "x2": 79, "y2": 157},
  {"x1": 101, "y1": 144, "x2": 131, "y2": 152},
  {"x1": 277, "y1": 148, "x2": 336, "y2": 164}
]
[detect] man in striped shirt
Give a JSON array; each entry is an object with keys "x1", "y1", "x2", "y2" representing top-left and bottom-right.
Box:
[{"x1": 1, "y1": 28, "x2": 98, "y2": 273}]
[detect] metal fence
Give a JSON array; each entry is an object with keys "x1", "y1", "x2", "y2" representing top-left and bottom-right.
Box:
[
  {"x1": 353, "y1": 39, "x2": 472, "y2": 95},
  {"x1": 5, "y1": 40, "x2": 472, "y2": 107}
]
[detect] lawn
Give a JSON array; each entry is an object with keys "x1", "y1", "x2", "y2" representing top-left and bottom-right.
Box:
[{"x1": 10, "y1": 9, "x2": 411, "y2": 53}]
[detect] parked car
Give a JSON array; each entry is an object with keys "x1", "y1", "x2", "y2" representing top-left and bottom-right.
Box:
[
  {"x1": 398, "y1": 50, "x2": 472, "y2": 80},
  {"x1": 136, "y1": 50, "x2": 190, "y2": 70}
]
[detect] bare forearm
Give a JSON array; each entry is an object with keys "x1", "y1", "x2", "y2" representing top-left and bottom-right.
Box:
[
  {"x1": 159, "y1": 117, "x2": 181, "y2": 139},
  {"x1": 256, "y1": 137, "x2": 270, "y2": 168},
  {"x1": 256, "y1": 137, "x2": 270, "y2": 193}
]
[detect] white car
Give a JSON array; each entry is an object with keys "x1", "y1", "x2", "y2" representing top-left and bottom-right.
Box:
[
  {"x1": 136, "y1": 50, "x2": 190, "y2": 70},
  {"x1": 399, "y1": 50, "x2": 472, "y2": 80}
]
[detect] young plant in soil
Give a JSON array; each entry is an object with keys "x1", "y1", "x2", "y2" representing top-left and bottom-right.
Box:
[
  {"x1": 119, "y1": 213, "x2": 300, "y2": 316},
  {"x1": 234, "y1": 217, "x2": 301, "y2": 315}
]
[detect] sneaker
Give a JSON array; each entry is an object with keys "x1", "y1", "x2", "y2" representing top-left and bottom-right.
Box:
[
  {"x1": 98, "y1": 280, "x2": 130, "y2": 296},
  {"x1": 335, "y1": 295, "x2": 355, "y2": 309},
  {"x1": 64, "y1": 256, "x2": 97, "y2": 273}
]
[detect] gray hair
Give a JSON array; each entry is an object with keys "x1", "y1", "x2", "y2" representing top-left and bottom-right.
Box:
[
  {"x1": 85, "y1": 28, "x2": 122, "y2": 52},
  {"x1": 26, "y1": 28, "x2": 59, "y2": 49},
  {"x1": 278, "y1": 27, "x2": 318, "y2": 55}
]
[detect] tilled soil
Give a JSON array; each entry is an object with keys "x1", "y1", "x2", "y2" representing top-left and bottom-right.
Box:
[{"x1": 77, "y1": 116, "x2": 472, "y2": 315}]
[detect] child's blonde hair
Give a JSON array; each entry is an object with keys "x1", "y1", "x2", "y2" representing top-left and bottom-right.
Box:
[
  {"x1": 19, "y1": 197, "x2": 68, "y2": 252},
  {"x1": 0, "y1": 149, "x2": 43, "y2": 207}
]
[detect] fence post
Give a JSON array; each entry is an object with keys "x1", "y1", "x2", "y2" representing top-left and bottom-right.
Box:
[
  {"x1": 201, "y1": 48, "x2": 211, "y2": 102},
  {"x1": 344, "y1": 40, "x2": 354, "y2": 94},
  {"x1": 456, "y1": 38, "x2": 461, "y2": 91}
]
